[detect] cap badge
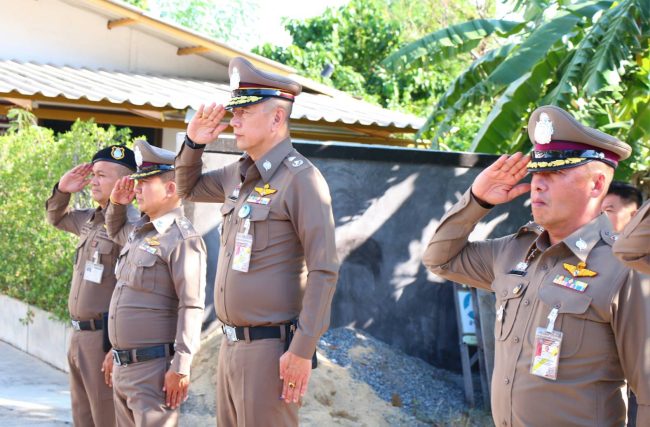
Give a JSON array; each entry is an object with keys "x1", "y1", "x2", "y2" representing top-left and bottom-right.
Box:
[
  {"x1": 111, "y1": 146, "x2": 125, "y2": 160},
  {"x1": 230, "y1": 67, "x2": 241, "y2": 91},
  {"x1": 263, "y1": 160, "x2": 272, "y2": 171},
  {"x1": 134, "y1": 146, "x2": 143, "y2": 166},
  {"x1": 534, "y1": 112, "x2": 554, "y2": 144}
]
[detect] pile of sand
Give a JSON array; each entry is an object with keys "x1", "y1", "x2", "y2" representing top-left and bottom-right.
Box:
[{"x1": 180, "y1": 327, "x2": 490, "y2": 426}]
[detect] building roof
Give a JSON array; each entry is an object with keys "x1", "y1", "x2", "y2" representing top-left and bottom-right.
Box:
[{"x1": 0, "y1": 60, "x2": 424, "y2": 131}]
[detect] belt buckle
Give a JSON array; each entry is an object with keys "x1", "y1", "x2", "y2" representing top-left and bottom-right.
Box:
[
  {"x1": 223, "y1": 325, "x2": 239, "y2": 342},
  {"x1": 71, "y1": 320, "x2": 81, "y2": 331},
  {"x1": 112, "y1": 349, "x2": 126, "y2": 367}
]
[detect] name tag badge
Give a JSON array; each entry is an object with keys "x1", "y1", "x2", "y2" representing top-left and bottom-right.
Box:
[
  {"x1": 232, "y1": 219, "x2": 252, "y2": 273},
  {"x1": 84, "y1": 261, "x2": 104, "y2": 284},
  {"x1": 530, "y1": 308, "x2": 562, "y2": 380},
  {"x1": 232, "y1": 233, "x2": 253, "y2": 272}
]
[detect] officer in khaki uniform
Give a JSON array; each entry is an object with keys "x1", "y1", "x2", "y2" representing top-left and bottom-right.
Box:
[
  {"x1": 46, "y1": 145, "x2": 137, "y2": 427},
  {"x1": 174, "y1": 57, "x2": 339, "y2": 426},
  {"x1": 614, "y1": 200, "x2": 650, "y2": 274},
  {"x1": 423, "y1": 106, "x2": 650, "y2": 426},
  {"x1": 106, "y1": 140, "x2": 207, "y2": 426}
]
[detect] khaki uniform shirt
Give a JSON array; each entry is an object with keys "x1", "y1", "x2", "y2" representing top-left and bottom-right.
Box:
[
  {"x1": 106, "y1": 204, "x2": 206, "y2": 375},
  {"x1": 613, "y1": 200, "x2": 650, "y2": 274},
  {"x1": 46, "y1": 184, "x2": 138, "y2": 320},
  {"x1": 422, "y1": 189, "x2": 650, "y2": 427},
  {"x1": 175, "y1": 137, "x2": 339, "y2": 359}
]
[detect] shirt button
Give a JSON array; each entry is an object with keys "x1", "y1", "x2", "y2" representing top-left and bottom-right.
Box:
[
  {"x1": 502, "y1": 421, "x2": 507, "y2": 426},
  {"x1": 227, "y1": 252, "x2": 232, "y2": 257},
  {"x1": 514, "y1": 336, "x2": 520, "y2": 343},
  {"x1": 110, "y1": 316, "x2": 114, "y2": 319},
  {"x1": 541, "y1": 265, "x2": 548, "y2": 271},
  {"x1": 220, "y1": 288, "x2": 223, "y2": 293},
  {"x1": 554, "y1": 303, "x2": 561, "y2": 309},
  {"x1": 137, "y1": 260, "x2": 142, "y2": 266},
  {"x1": 502, "y1": 290, "x2": 508, "y2": 297},
  {"x1": 504, "y1": 378, "x2": 510, "y2": 384},
  {"x1": 523, "y1": 299, "x2": 530, "y2": 306}
]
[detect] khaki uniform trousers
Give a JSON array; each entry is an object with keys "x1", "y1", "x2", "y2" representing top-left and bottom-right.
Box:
[
  {"x1": 112, "y1": 356, "x2": 178, "y2": 427},
  {"x1": 68, "y1": 330, "x2": 115, "y2": 427},
  {"x1": 217, "y1": 336, "x2": 299, "y2": 427}
]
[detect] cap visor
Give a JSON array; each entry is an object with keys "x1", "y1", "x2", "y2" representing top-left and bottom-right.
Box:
[
  {"x1": 225, "y1": 95, "x2": 265, "y2": 110},
  {"x1": 527, "y1": 157, "x2": 591, "y2": 172},
  {"x1": 130, "y1": 169, "x2": 169, "y2": 179}
]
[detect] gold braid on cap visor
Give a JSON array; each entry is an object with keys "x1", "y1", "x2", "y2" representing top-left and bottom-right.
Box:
[{"x1": 527, "y1": 157, "x2": 586, "y2": 169}]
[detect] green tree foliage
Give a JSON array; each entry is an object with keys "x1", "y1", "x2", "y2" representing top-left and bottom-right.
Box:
[
  {"x1": 0, "y1": 110, "x2": 136, "y2": 319},
  {"x1": 122, "y1": 0, "x2": 256, "y2": 49},
  {"x1": 383, "y1": 0, "x2": 650, "y2": 180},
  {"x1": 254, "y1": 0, "x2": 483, "y2": 116}
]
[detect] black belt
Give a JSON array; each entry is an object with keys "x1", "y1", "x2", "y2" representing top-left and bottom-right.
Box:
[
  {"x1": 222, "y1": 324, "x2": 287, "y2": 342},
  {"x1": 71, "y1": 318, "x2": 103, "y2": 331},
  {"x1": 112, "y1": 344, "x2": 174, "y2": 366}
]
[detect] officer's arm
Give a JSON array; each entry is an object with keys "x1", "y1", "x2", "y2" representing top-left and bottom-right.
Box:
[
  {"x1": 286, "y1": 168, "x2": 339, "y2": 359},
  {"x1": 611, "y1": 269, "x2": 650, "y2": 425},
  {"x1": 168, "y1": 235, "x2": 207, "y2": 375},
  {"x1": 422, "y1": 188, "x2": 502, "y2": 291},
  {"x1": 613, "y1": 200, "x2": 650, "y2": 274},
  {"x1": 104, "y1": 202, "x2": 134, "y2": 246},
  {"x1": 45, "y1": 183, "x2": 90, "y2": 236},
  {"x1": 174, "y1": 138, "x2": 227, "y2": 203}
]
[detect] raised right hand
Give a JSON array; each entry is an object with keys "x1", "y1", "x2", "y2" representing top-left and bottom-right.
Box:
[
  {"x1": 58, "y1": 163, "x2": 93, "y2": 193},
  {"x1": 110, "y1": 176, "x2": 135, "y2": 205},
  {"x1": 471, "y1": 152, "x2": 531, "y2": 206},
  {"x1": 186, "y1": 103, "x2": 229, "y2": 145}
]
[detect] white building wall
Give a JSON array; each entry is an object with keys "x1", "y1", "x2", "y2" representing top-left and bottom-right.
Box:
[{"x1": 0, "y1": 0, "x2": 226, "y2": 80}]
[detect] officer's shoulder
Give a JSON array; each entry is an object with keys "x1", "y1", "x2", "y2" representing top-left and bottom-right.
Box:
[
  {"x1": 282, "y1": 150, "x2": 313, "y2": 175},
  {"x1": 514, "y1": 221, "x2": 545, "y2": 238},
  {"x1": 173, "y1": 216, "x2": 199, "y2": 239},
  {"x1": 600, "y1": 229, "x2": 617, "y2": 247}
]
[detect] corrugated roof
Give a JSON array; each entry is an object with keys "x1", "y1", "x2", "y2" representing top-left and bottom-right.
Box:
[{"x1": 0, "y1": 60, "x2": 424, "y2": 130}]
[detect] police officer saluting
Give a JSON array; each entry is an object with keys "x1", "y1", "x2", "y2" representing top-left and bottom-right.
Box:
[
  {"x1": 46, "y1": 145, "x2": 137, "y2": 427},
  {"x1": 423, "y1": 106, "x2": 650, "y2": 426},
  {"x1": 175, "y1": 57, "x2": 339, "y2": 426},
  {"x1": 106, "y1": 140, "x2": 207, "y2": 426}
]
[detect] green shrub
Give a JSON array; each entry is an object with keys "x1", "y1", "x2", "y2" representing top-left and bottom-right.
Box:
[{"x1": 0, "y1": 109, "x2": 136, "y2": 320}]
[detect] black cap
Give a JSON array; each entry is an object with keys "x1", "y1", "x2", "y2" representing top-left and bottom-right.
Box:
[{"x1": 91, "y1": 145, "x2": 137, "y2": 171}]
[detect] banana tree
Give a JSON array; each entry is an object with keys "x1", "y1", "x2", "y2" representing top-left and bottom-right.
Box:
[{"x1": 382, "y1": 0, "x2": 650, "y2": 180}]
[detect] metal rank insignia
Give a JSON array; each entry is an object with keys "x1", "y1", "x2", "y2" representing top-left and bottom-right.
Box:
[
  {"x1": 145, "y1": 237, "x2": 160, "y2": 246},
  {"x1": 552, "y1": 274, "x2": 588, "y2": 292},
  {"x1": 254, "y1": 183, "x2": 277, "y2": 197},
  {"x1": 563, "y1": 262, "x2": 597, "y2": 277}
]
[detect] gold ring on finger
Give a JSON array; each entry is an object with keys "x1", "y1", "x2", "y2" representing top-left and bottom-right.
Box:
[{"x1": 288, "y1": 382, "x2": 296, "y2": 389}]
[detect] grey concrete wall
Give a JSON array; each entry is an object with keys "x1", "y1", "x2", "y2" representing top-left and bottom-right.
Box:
[{"x1": 183, "y1": 142, "x2": 532, "y2": 372}]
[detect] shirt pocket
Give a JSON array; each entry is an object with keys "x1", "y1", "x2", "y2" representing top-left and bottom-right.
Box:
[
  {"x1": 493, "y1": 276, "x2": 530, "y2": 341},
  {"x1": 538, "y1": 285, "x2": 592, "y2": 358},
  {"x1": 95, "y1": 238, "x2": 114, "y2": 279},
  {"x1": 115, "y1": 246, "x2": 129, "y2": 279},
  {"x1": 249, "y1": 204, "x2": 270, "y2": 251},
  {"x1": 74, "y1": 234, "x2": 89, "y2": 268},
  {"x1": 220, "y1": 201, "x2": 236, "y2": 244},
  {"x1": 131, "y1": 250, "x2": 159, "y2": 292}
]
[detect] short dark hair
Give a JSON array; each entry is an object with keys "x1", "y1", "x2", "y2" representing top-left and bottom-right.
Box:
[{"x1": 607, "y1": 181, "x2": 643, "y2": 208}]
